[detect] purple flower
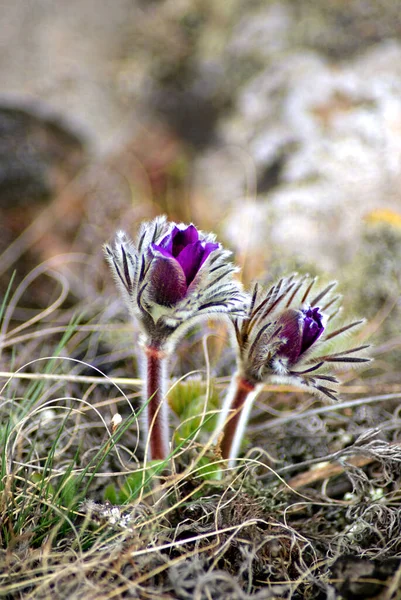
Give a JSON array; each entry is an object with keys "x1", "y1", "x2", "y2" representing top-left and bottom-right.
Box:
[
  {"x1": 277, "y1": 306, "x2": 325, "y2": 365},
  {"x1": 217, "y1": 277, "x2": 370, "y2": 466},
  {"x1": 105, "y1": 218, "x2": 249, "y2": 463},
  {"x1": 218, "y1": 278, "x2": 370, "y2": 467},
  {"x1": 105, "y1": 216, "x2": 249, "y2": 345},
  {"x1": 150, "y1": 225, "x2": 219, "y2": 307},
  {"x1": 230, "y1": 276, "x2": 369, "y2": 398}
]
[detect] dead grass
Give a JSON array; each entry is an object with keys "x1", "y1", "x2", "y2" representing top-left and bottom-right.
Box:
[{"x1": 1, "y1": 173, "x2": 401, "y2": 599}]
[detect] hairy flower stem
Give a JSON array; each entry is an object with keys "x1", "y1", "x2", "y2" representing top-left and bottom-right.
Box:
[
  {"x1": 144, "y1": 344, "x2": 169, "y2": 462},
  {"x1": 219, "y1": 375, "x2": 261, "y2": 467}
]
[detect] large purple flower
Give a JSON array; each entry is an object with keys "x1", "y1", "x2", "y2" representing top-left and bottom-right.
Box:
[
  {"x1": 150, "y1": 225, "x2": 219, "y2": 306},
  {"x1": 105, "y1": 216, "x2": 248, "y2": 343},
  {"x1": 105, "y1": 217, "x2": 249, "y2": 463},
  {"x1": 277, "y1": 306, "x2": 325, "y2": 365}
]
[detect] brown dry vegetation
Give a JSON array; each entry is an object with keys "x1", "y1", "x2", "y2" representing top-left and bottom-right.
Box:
[
  {"x1": 0, "y1": 138, "x2": 401, "y2": 600},
  {"x1": 1, "y1": 1, "x2": 401, "y2": 590}
]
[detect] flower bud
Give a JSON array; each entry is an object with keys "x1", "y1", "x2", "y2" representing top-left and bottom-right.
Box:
[{"x1": 232, "y1": 276, "x2": 369, "y2": 399}]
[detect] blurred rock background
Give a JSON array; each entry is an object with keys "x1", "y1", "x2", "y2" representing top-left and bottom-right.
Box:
[{"x1": 1, "y1": 0, "x2": 400, "y2": 357}]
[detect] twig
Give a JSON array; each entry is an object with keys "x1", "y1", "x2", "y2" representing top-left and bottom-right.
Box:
[{"x1": 287, "y1": 456, "x2": 374, "y2": 489}]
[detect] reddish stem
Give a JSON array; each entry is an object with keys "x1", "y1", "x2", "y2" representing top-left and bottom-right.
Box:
[
  {"x1": 220, "y1": 376, "x2": 256, "y2": 461},
  {"x1": 145, "y1": 345, "x2": 169, "y2": 461}
]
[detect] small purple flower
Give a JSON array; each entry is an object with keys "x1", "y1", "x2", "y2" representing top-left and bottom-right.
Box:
[
  {"x1": 277, "y1": 306, "x2": 325, "y2": 365},
  {"x1": 150, "y1": 225, "x2": 219, "y2": 307},
  {"x1": 218, "y1": 277, "x2": 370, "y2": 466},
  {"x1": 219, "y1": 275, "x2": 368, "y2": 467},
  {"x1": 230, "y1": 276, "x2": 369, "y2": 398}
]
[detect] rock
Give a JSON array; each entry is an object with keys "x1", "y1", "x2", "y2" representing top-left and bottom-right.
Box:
[
  {"x1": 0, "y1": 100, "x2": 85, "y2": 209},
  {"x1": 331, "y1": 555, "x2": 401, "y2": 599},
  {"x1": 195, "y1": 42, "x2": 401, "y2": 273}
]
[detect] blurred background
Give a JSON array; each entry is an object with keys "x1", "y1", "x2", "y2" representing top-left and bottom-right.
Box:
[
  {"x1": 2, "y1": 5, "x2": 401, "y2": 594},
  {"x1": 0, "y1": 0, "x2": 400, "y2": 372}
]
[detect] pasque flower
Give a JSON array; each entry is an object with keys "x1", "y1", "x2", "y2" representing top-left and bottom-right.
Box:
[
  {"x1": 148, "y1": 224, "x2": 219, "y2": 308},
  {"x1": 105, "y1": 216, "x2": 249, "y2": 461},
  {"x1": 217, "y1": 275, "x2": 370, "y2": 466},
  {"x1": 105, "y1": 216, "x2": 247, "y2": 346}
]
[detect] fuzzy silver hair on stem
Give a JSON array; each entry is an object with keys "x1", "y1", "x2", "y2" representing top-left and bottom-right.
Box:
[
  {"x1": 104, "y1": 215, "x2": 249, "y2": 461},
  {"x1": 217, "y1": 274, "x2": 370, "y2": 467}
]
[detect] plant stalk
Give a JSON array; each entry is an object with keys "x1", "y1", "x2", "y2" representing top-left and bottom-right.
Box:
[
  {"x1": 218, "y1": 374, "x2": 261, "y2": 467},
  {"x1": 144, "y1": 344, "x2": 169, "y2": 461}
]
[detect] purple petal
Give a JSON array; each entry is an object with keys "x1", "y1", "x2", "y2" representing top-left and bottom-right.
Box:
[
  {"x1": 150, "y1": 243, "x2": 174, "y2": 259},
  {"x1": 171, "y1": 225, "x2": 199, "y2": 257},
  {"x1": 300, "y1": 307, "x2": 324, "y2": 354},
  {"x1": 157, "y1": 224, "x2": 199, "y2": 258},
  {"x1": 176, "y1": 240, "x2": 205, "y2": 285},
  {"x1": 198, "y1": 242, "x2": 219, "y2": 268},
  {"x1": 156, "y1": 227, "x2": 177, "y2": 255},
  {"x1": 277, "y1": 309, "x2": 303, "y2": 365},
  {"x1": 178, "y1": 240, "x2": 219, "y2": 285},
  {"x1": 148, "y1": 256, "x2": 187, "y2": 306}
]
